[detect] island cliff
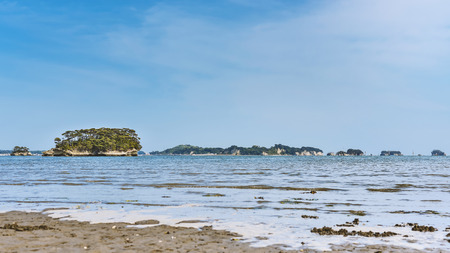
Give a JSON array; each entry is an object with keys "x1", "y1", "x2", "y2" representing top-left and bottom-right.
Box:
[{"x1": 43, "y1": 128, "x2": 141, "y2": 156}]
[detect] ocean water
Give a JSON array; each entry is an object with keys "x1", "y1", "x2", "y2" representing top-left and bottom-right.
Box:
[{"x1": 0, "y1": 156, "x2": 449, "y2": 251}]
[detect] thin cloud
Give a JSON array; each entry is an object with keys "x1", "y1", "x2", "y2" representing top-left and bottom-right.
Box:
[{"x1": 99, "y1": 0, "x2": 450, "y2": 152}]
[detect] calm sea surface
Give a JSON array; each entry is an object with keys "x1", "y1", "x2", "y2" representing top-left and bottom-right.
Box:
[{"x1": 0, "y1": 156, "x2": 449, "y2": 251}]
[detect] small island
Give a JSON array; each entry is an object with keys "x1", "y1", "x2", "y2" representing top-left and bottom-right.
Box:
[
  {"x1": 328, "y1": 149, "x2": 364, "y2": 156},
  {"x1": 150, "y1": 144, "x2": 323, "y2": 156},
  {"x1": 10, "y1": 146, "x2": 32, "y2": 156},
  {"x1": 431, "y1": 150, "x2": 446, "y2": 156},
  {"x1": 380, "y1": 151, "x2": 402, "y2": 156},
  {"x1": 43, "y1": 128, "x2": 141, "y2": 156}
]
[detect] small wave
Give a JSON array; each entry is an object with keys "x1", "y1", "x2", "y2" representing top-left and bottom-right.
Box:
[
  {"x1": 425, "y1": 174, "x2": 449, "y2": 177},
  {"x1": 62, "y1": 183, "x2": 86, "y2": 186}
]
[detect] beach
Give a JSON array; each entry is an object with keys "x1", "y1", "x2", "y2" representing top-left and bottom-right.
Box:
[
  {"x1": 0, "y1": 210, "x2": 433, "y2": 253},
  {"x1": 1, "y1": 210, "x2": 291, "y2": 253}
]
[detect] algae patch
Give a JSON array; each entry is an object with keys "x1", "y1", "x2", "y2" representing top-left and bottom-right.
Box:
[
  {"x1": 367, "y1": 188, "x2": 401, "y2": 192},
  {"x1": 1, "y1": 223, "x2": 55, "y2": 231},
  {"x1": 301, "y1": 215, "x2": 318, "y2": 219},
  {"x1": 349, "y1": 210, "x2": 367, "y2": 216},
  {"x1": 203, "y1": 193, "x2": 225, "y2": 197},
  {"x1": 311, "y1": 226, "x2": 398, "y2": 237}
]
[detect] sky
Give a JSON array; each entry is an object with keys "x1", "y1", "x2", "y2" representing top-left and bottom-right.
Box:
[{"x1": 1, "y1": 0, "x2": 450, "y2": 155}]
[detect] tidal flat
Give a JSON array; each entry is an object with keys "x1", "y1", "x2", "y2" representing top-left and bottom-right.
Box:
[
  {"x1": 0, "y1": 211, "x2": 434, "y2": 253},
  {"x1": 0, "y1": 156, "x2": 449, "y2": 252}
]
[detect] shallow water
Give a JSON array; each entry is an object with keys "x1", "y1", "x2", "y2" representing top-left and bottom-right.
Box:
[{"x1": 0, "y1": 156, "x2": 449, "y2": 251}]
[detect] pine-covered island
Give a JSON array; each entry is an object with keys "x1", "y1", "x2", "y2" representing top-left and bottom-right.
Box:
[
  {"x1": 43, "y1": 128, "x2": 142, "y2": 156},
  {"x1": 10, "y1": 146, "x2": 32, "y2": 156},
  {"x1": 150, "y1": 144, "x2": 323, "y2": 156}
]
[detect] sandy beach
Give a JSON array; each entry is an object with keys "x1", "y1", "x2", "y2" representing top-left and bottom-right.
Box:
[
  {"x1": 0, "y1": 210, "x2": 292, "y2": 253},
  {"x1": 0, "y1": 210, "x2": 433, "y2": 253}
]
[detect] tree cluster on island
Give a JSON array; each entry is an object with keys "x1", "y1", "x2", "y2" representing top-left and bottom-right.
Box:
[
  {"x1": 149, "y1": 144, "x2": 323, "y2": 156},
  {"x1": 43, "y1": 128, "x2": 142, "y2": 156}
]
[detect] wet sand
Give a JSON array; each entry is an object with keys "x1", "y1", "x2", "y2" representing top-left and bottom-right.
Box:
[
  {"x1": 0, "y1": 211, "x2": 430, "y2": 253},
  {"x1": 0, "y1": 210, "x2": 296, "y2": 253}
]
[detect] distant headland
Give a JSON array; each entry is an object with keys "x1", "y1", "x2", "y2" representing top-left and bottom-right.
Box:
[
  {"x1": 42, "y1": 128, "x2": 141, "y2": 156},
  {"x1": 149, "y1": 146, "x2": 447, "y2": 157},
  {"x1": 150, "y1": 144, "x2": 323, "y2": 156}
]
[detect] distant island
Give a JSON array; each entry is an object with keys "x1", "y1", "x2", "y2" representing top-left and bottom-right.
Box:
[
  {"x1": 431, "y1": 150, "x2": 446, "y2": 156},
  {"x1": 327, "y1": 149, "x2": 364, "y2": 156},
  {"x1": 43, "y1": 128, "x2": 141, "y2": 156},
  {"x1": 0, "y1": 150, "x2": 43, "y2": 156},
  {"x1": 150, "y1": 144, "x2": 323, "y2": 156},
  {"x1": 380, "y1": 151, "x2": 402, "y2": 156},
  {"x1": 1, "y1": 132, "x2": 447, "y2": 157},
  {"x1": 10, "y1": 146, "x2": 32, "y2": 156}
]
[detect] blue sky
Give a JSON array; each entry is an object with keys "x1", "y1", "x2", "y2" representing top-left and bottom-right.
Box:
[{"x1": 1, "y1": 0, "x2": 450, "y2": 154}]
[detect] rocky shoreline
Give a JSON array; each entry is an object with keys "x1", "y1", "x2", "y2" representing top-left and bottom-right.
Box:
[
  {"x1": 42, "y1": 148, "x2": 138, "y2": 157},
  {"x1": 10, "y1": 151, "x2": 32, "y2": 156}
]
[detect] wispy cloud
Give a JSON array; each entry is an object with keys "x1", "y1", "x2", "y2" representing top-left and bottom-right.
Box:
[
  {"x1": 103, "y1": 0, "x2": 450, "y2": 105},
  {"x1": 98, "y1": 0, "x2": 450, "y2": 151},
  {"x1": 0, "y1": 1, "x2": 19, "y2": 11}
]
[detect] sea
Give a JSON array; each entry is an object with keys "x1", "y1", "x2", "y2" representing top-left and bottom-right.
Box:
[{"x1": 0, "y1": 156, "x2": 449, "y2": 251}]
